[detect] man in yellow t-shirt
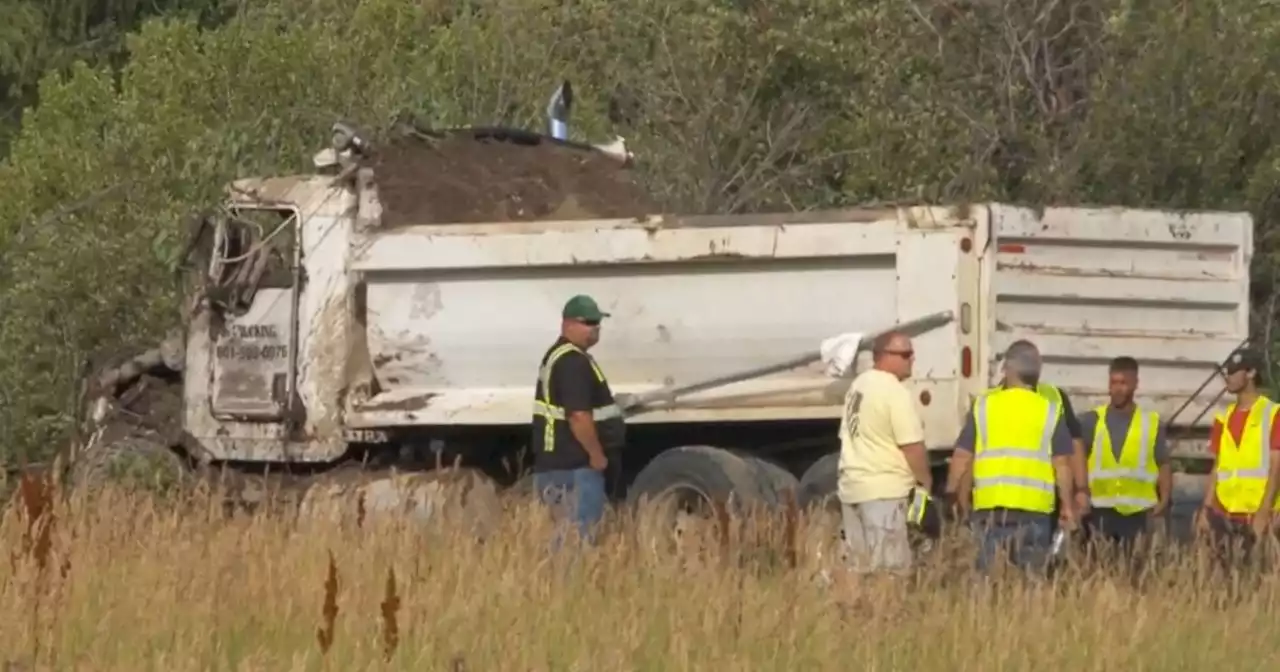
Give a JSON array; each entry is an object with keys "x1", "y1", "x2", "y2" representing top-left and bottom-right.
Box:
[{"x1": 837, "y1": 330, "x2": 933, "y2": 575}]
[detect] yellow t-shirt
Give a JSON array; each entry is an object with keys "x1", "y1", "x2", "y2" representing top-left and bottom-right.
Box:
[{"x1": 837, "y1": 368, "x2": 925, "y2": 504}]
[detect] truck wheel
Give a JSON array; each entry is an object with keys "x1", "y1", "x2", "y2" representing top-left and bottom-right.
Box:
[
  {"x1": 797, "y1": 453, "x2": 844, "y2": 567},
  {"x1": 743, "y1": 456, "x2": 800, "y2": 504},
  {"x1": 626, "y1": 445, "x2": 774, "y2": 551},
  {"x1": 296, "y1": 467, "x2": 501, "y2": 541},
  {"x1": 628, "y1": 445, "x2": 774, "y2": 510},
  {"x1": 507, "y1": 471, "x2": 536, "y2": 500},
  {"x1": 69, "y1": 431, "x2": 188, "y2": 496},
  {"x1": 798, "y1": 452, "x2": 839, "y2": 512}
]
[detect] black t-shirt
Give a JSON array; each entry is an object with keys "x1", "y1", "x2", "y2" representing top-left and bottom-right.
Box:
[
  {"x1": 549, "y1": 344, "x2": 602, "y2": 417},
  {"x1": 532, "y1": 338, "x2": 623, "y2": 471},
  {"x1": 1057, "y1": 388, "x2": 1082, "y2": 441}
]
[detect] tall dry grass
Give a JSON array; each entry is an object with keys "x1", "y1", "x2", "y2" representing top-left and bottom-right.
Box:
[{"x1": 2, "y1": 472, "x2": 1279, "y2": 671}]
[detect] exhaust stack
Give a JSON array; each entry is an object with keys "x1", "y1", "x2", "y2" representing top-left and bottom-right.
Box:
[{"x1": 546, "y1": 80, "x2": 573, "y2": 140}]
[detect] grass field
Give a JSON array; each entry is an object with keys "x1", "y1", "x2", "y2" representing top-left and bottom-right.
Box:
[{"x1": 2, "y1": 473, "x2": 1279, "y2": 671}]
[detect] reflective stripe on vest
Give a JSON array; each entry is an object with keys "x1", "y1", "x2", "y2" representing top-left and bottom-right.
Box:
[
  {"x1": 1214, "y1": 398, "x2": 1280, "y2": 514},
  {"x1": 532, "y1": 343, "x2": 622, "y2": 451},
  {"x1": 1087, "y1": 405, "x2": 1159, "y2": 514},
  {"x1": 530, "y1": 400, "x2": 624, "y2": 422},
  {"x1": 972, "y1": 388, "x2": 1059, "y2": 514}
]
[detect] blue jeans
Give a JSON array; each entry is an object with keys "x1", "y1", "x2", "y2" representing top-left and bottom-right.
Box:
[
  {"x1": 970, "y1": 511, "x2": 1054, "y2": 576},
  {"x1": 533, "y1": 468, "x2": 607, "y2": 548}
]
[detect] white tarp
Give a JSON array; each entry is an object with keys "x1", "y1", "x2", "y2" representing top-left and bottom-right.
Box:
[{"x1": 819, "y1": 332, "x2": 864, "y2": 378}]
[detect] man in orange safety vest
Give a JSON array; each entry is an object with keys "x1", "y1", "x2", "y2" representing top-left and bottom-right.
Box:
[{"x1": 1195, "y1": 346, "x2": 1280, "y2": 572}]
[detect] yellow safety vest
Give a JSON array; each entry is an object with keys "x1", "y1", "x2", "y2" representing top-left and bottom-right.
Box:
[
  {"x1": 972, "y1": 387, "x2": 1060, "y2": 514},
  {"x1": 984, "y1": 381, "x2": 1064, "y2": 421},
  {"x1": 1213, "y1": 397, "x2": 1280, "y2": 515},
  {"x1": 1086, "y1": 405, "x2": 1160, "y2": 515},
  {"x1": 530, "y1": 342, "x2": 623, "y2": 452}
]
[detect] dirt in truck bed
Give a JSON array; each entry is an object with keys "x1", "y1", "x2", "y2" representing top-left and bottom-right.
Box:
[{"x1": 368, "y1": 126, "x2": 656, "y2": 225}]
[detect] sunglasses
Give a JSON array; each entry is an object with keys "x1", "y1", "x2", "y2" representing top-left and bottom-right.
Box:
[
  {"x1": 576, "y1": 319, "x2": 600, "y2": 327},
  {"x1": 885, "y1": 348, "x2": 915, "y2": 358}
]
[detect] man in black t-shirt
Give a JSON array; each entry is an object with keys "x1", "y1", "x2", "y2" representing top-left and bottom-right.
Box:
[{"x1": 530, "y1": 294, "x2": 626, "y2": 546}]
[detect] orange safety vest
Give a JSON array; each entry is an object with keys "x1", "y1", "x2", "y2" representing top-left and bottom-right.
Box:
[{"x1": 1214, "y1": 397, "x2": 1280, "y2": 515}]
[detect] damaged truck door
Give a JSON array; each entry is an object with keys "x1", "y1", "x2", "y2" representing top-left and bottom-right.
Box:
[{"x1": 206, "y1": 207, "x2": 302, "y2": 421}]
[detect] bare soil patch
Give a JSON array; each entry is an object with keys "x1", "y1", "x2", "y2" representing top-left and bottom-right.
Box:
[{"x1": 369, "y1": 126, "x2": 656, "y2": 225}]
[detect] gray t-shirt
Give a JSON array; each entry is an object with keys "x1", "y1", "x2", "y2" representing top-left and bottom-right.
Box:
[
  {"x1": 954, "y1": 400, "x2": 1074, "y2": 524},
  {"x1": 1077, "y1": 406, "x2": 1169, "y2": 466},
  {"x1": 1078, "y1": 406, "x2": 1168, "y2": 518}
]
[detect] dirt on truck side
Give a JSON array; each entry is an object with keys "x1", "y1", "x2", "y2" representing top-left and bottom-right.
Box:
[
  {"x1": 369, "y1": 126, "x2": 656, "y2": 226},
  {"x1": 74, "y1": 125, "x2": 655, "y2": 452},
  {"x1": 52, "y1": 125, "x2": 657, "y2": 521}
]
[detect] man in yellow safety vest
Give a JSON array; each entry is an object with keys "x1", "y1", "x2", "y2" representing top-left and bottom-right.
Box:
[
  {"x1": 529, "y1": 294, "x2": 627, "y2": 547},
  {"x1": 1194, "y1": 346, "x2": 1280, "y2": 571},
  {"x1": 1079, "y1": 356, "x2": 1171, "y2": 566},
  {"x1": 986, "y1": 360, "x2": 1091, "y2": 524},
  {"x1": 945, "y1": 340, "x2": 1077, "y2": 575}
]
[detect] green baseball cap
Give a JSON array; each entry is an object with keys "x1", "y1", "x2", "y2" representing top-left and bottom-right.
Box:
[{"x1": 562, "y1": 294, "x2": 610, "y2": 322}]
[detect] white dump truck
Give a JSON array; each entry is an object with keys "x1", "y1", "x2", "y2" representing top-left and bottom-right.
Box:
[{"x1": 74, "y1": 124, "x2": 1253, "y2": 536}]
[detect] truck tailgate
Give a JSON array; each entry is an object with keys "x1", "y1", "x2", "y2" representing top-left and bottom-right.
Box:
[{"x1": 986, "y1": 205, "x2": 1252, "y2": 443}]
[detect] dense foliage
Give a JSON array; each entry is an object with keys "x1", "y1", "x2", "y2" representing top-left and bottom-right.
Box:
[{"x1": 2, "y1": 0, "x2": 1280, "y2": 464}]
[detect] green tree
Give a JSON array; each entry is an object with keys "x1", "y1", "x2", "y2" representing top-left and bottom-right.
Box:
[
  {"x1": 0, "y1": 0, "x2": 236, "y2": 156},
  {"x1": 2, "y1": 0, "x2": 1279, "y2": 465}
]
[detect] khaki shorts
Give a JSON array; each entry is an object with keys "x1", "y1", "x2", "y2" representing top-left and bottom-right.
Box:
[{"x1": 841, "y1": 498, "x2": 912, "y2": 574}]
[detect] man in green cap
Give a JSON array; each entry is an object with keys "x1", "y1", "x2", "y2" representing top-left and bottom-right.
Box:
[{"x1": 529, "y1": 294, "x2": 627, "y2": 547}]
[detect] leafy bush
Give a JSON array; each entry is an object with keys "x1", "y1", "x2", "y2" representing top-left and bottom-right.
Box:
[{"x1": 2, "y1": 0, "x2": 1279, "y2": 464}]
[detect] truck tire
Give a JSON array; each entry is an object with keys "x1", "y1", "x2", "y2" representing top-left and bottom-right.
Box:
[
  {"x1": 797, "y1": 452, "x2": 839, "y2": 513},
  {"x1": 296, "y1": 467, "x2": 501, "y2": 541},
  {"x1": 743, "y1": 456, "x2": 800, "y2": 504},
  {"x1": 69, "y1": 431, "x2": 188, "y2": 496},
  {"x1": 626, "y1": 445, "x2": 777, "y2": 552},
  {"x1": 508, "y1": 471, "x2": 536, "y2": 499},
  {"x1": 796, "y1": 452, "x2": 845, "y2": 568},
  {"x1": 627, "y1": 445, "x2": 775, "y2": 513}
]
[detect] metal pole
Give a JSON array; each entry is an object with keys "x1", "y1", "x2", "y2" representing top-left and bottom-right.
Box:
[
  {"x1": 1164, "y1": 336, "x2": 1246, "y2": 429},
  {"x1": 620, "y1": 309, "x2": 955, "y2": 413}
]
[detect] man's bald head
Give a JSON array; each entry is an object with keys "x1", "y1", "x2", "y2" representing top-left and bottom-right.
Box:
[
  {"x1": 1003, "y1": 339, "x2": 1042, "y2": 387},
  {"x1": 871, "y1": 330, "x2": 915, "y2": 380},
  {"x1": 871, "y1": 331, "x2": 905, "y2": 359}
]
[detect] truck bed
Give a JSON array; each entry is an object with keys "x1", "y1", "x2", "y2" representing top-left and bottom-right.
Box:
[
  {"x1": 345, "y1": 207, "x2": 977, "y2": 451},
  {"x1": 344, "y1": 202, "x2": 1253, "y2": 456}
]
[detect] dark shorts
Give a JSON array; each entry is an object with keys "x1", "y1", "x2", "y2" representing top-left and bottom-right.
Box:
[
  {"x1": 1203, "y1": 507, "x2": 1265, "y2": 572},
  {"x1": 1081, "y1": 508, "x2": 1155, "y2": 574},
  {"x1": 1085, "y1": 508, "x2": 1151, "y2": 545}
]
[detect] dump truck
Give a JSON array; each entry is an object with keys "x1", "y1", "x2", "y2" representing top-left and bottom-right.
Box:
[{"x1": 72, "y1": 123, "x2": 1254, "y2": 542}]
